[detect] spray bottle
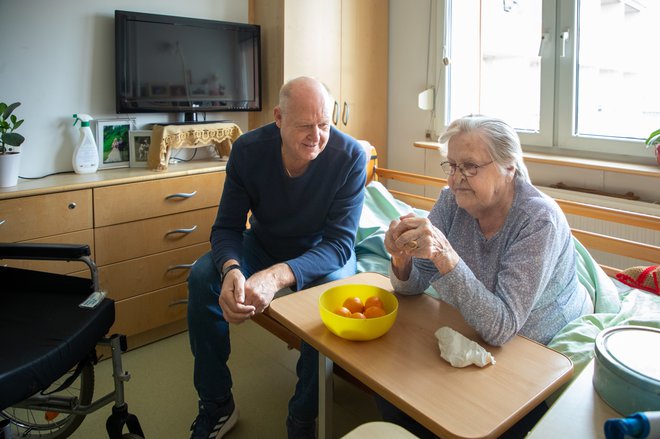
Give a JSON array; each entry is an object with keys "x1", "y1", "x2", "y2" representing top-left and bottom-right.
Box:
[{"x1": 72, "y1": 114, "x2": 99, "y2": 174}]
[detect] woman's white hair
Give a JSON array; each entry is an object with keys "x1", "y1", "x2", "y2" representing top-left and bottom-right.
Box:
[{"x1": 438, "y1": 114, "x2": 530, "y2": 183}]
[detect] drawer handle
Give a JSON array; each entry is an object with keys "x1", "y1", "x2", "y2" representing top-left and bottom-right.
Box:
[
  {"x1": 167, "y1": 263, "x2": 194, "y2": 272},
  {"x1": 165, "y1": 225, "x2": 197, "y2": 236},
  {"x1": 169, "y1": 299, "x2": 189, "y2": 307},
  {"x1": 68, "y1": 202, "x2": 77, "y2": 210},
  {"x1": 165, "y1": 225, "x2": 198, "y2": 237},
  {"x1": 0, "y1": 219, "x2": 5, "y2": 226},
  {"x1": 165, "y1": 191, "x2": 197, "y2": 200}
]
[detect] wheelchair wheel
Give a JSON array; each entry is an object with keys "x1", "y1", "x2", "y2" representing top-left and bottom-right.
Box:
[{"x1": 1, "y1": 360, "x2": 94, "y2": 438}]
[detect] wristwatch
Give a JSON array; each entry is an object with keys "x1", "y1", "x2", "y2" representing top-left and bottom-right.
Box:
[{"x1": 221, "y1": 263, "x2": 241, "y2": 284}]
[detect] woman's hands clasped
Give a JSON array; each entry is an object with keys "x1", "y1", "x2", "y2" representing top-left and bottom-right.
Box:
[{"x1": 385, "y1": 212, "x2": 459, "y2": 277}]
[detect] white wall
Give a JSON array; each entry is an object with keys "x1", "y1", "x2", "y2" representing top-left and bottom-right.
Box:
[
  {"x1": 387, "y1": 0, "x2": 431, "y2": 184},
  {"x1": 0, "y1": 0, "x2": 248, "y2": 177}
]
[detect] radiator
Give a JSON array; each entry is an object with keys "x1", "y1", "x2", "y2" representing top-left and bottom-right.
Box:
[{"x1": 540, "y1": 186, "x2": 660, "y2": 270}]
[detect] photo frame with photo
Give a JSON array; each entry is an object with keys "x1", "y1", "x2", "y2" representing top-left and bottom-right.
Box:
[
  {"x1": 96, "y1": 119, "x2": 131, "y2": 169},
  {"x1": 129, "y1": 130, "x2": 152, "y2": 168}
]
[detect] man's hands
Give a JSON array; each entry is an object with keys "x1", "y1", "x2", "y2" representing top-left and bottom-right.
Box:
[{"x1": 218, "y1": 262, "x2": 295, "y2": 324}]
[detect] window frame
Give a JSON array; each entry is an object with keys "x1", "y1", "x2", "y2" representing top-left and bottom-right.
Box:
[{"x1": 434, "y1": 0, "x2": 655, "y2": 164}]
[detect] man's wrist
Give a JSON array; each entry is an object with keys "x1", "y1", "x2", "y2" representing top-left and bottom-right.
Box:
[{"x1": 221, "y1": 263, "x2": 241, "y2": 284}]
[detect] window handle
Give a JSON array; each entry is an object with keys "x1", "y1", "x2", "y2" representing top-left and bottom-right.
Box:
[
  {"x1": 560, "y1": 30, "x2": 570, "y2": 58},
  {"x1": 538, "y1": 33, "x2": 549, "y2": 57}
]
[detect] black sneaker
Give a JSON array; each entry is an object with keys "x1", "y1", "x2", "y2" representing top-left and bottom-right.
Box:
[
  {"x1": 286, "y1": 416, "x2": 316, "y2": 439},
  {"x1": 190, "y1": 398, "x2": 239, "y2": 439}
]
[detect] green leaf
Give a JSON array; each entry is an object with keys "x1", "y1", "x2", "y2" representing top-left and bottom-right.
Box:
[
  {"x1": 1, "y1": 132, "x2": 25, "y2": 147},
  {"x1": 1, "y1": 102, "x2": 20, "y2": 121},
  {"x1": 645, "y1": 128, "x2": 660, "y2": 146},
  {"x1": 12, "y1": 119, "x2": 24, "y2": 131}
]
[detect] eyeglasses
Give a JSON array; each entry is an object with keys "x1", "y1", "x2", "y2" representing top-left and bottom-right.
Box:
[{"x1": 440, "y1": 160, "x2": 494, "y2": 177}]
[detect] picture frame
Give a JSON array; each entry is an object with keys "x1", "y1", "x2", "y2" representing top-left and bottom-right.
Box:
[
  {"x1": 129, "y1": 130, "x2": 152, "y2": 168},
  {"x1": 96, "y1": 119, "x2": 131, "y2": 169}
]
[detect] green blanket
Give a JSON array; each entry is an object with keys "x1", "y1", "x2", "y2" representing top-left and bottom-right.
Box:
[
  {"x1": 356, "y1": 181, "x2": 660, "y2": 379},
  {"x1": 355, "y1": 181, "x2": 423, "y2": 276}
]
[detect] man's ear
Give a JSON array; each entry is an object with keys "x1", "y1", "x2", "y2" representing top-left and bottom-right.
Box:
[{"x1": 274, "y1": 106, "x2": 282, "y2": 128}]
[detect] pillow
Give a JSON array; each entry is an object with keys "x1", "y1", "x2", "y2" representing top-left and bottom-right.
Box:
[{"x1": 616, "y1": 266, "x2": 660, "y2": 295}]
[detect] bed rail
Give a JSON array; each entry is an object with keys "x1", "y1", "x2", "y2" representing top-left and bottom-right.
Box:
[{"x1": 370, "y1": 161, "x2": 660, "y2": 276}]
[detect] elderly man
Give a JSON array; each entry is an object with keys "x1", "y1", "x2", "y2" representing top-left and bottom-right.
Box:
[{"x1": 187, "y1": 76, "x2": 367, "y2": 439}]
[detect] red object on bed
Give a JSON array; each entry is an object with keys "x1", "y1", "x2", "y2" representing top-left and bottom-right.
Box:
[{"x1": 616, "y1": 265, "x2": 660, "y2": 295}]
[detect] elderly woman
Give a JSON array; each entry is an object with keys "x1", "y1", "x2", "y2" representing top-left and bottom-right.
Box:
[
  {"x1": 377, "y1": 115, "x2": 593, "y2": 437},
  {"x1": 387, "y1": 115, "x2": 592, "y2": 346},
  {"x1": 379, "y1": 115, "x2": 593, "y2": 437}
]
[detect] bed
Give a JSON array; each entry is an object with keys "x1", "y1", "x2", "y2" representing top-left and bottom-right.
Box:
[{"x1": 254, "y1": 146, "x2": 660, "y2": 389}]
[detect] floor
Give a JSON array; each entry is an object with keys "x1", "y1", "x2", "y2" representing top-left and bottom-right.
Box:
[{"x1": 70, "y1": 320, "x2": 380, "y2": 439}]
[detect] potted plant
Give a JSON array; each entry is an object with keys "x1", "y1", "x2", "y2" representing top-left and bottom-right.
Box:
[
  {"x1": 0, "y1": 101, "x2": 25, "y2": 187},
  {"x1": 645, "y1": 128, "x2": 660, "y2": 166}
]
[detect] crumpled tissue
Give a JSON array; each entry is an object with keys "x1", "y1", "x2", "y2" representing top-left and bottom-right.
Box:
[{"x1": 434, "y1": 326, "x2": 496, "y2": 368}]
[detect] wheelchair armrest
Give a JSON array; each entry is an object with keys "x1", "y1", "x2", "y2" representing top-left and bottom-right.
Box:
[{"x1": 0, "y1": 243, "x2": 91, "y2": 261}]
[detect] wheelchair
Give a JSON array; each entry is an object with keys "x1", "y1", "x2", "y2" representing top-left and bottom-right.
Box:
[{"x1": 0, "y1": 243, "x2": 144, "y2": 439}]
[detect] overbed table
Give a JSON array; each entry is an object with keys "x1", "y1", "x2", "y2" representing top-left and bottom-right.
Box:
[
  {"x1": 527, "y1": 358, "x2": 620, "y2": 438},
  {"x1": 268, "y1": 272, "x2": 574, "y2": 439}
]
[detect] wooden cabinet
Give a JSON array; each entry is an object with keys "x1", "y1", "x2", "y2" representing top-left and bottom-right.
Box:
[
  {"x1": 0, "y1": 162, "x2": 225, "y2": 350},
  {"x1": 0, "y1": 189, "x2": 94, "y2": 275},
  {"x1": 248, "y1": 0, "x2": 389, "y2": 166},
  {"x1": 94, "y1": 172, "x2": 224, "y2": 346}
]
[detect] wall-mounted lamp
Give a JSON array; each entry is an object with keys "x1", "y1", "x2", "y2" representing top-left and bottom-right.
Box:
[{"x1": 418, "y1": 87, "x2": 435, "y2": 111}]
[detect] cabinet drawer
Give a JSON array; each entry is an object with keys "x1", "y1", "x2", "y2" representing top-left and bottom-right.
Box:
[
  {"x1": 93, "y1": 172, "x2": 224, "y2": 227},
  {"x1": 99, "y1": 242, "x2": 210, "y2": 301},
  {"x1": 95, "y1": 207, "x2": 216, "y2": 265},
  {"x1": 110, "y1": 283, "x2": 188, "y2": 337},
  {"x1": 6, "y1": 229, "x2": 95, "y2": 275},
  {"x1": 0, "y1": 190, "x2": 93, "y2": 241}
]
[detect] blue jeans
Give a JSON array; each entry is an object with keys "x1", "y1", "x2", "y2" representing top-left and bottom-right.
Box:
[{"x1": 187, "y1": 230, "x2": 357, "y2": 423}]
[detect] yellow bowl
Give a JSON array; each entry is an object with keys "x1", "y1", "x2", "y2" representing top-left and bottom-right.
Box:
[{"x1": 319, "y1": 284, "x2": 398, "y2": 341}]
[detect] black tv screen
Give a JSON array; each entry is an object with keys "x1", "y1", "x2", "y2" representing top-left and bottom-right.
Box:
[{"x1": 115, "y1": 10, "x2": 261, "y2": 120}]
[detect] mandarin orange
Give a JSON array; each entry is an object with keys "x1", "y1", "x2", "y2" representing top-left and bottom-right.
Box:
[
  {"x1": 364, "y1": 296, "x2": 384, "y2": 310},
  {"x1": 364, "y1": 306, "x2": 387, "y2": 319},
  {"x1": 333, "y1": 306, "x2": 352, "y2": 318},
  {"x1": 342, "y1": 296, "x2": 364, "y2": 314}
]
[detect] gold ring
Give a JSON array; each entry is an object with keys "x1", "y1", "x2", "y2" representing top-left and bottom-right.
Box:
[{"x1": 407, "y1": 240, "x2": 419, "y2": 249}]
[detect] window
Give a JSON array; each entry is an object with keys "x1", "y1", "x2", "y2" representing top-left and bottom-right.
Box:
[{"x1": 435, "y1": 0, "x2": 660, "y2": 163}]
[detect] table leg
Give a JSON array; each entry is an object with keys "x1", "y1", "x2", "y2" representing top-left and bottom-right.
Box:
[{"x1": 318, "y1": 352, "x2": 333, "y2": 439}]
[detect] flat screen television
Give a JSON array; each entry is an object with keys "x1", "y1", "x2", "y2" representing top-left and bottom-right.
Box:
[{"x1": 115, "y1": 10, "x2": 261, "y2": 122}]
